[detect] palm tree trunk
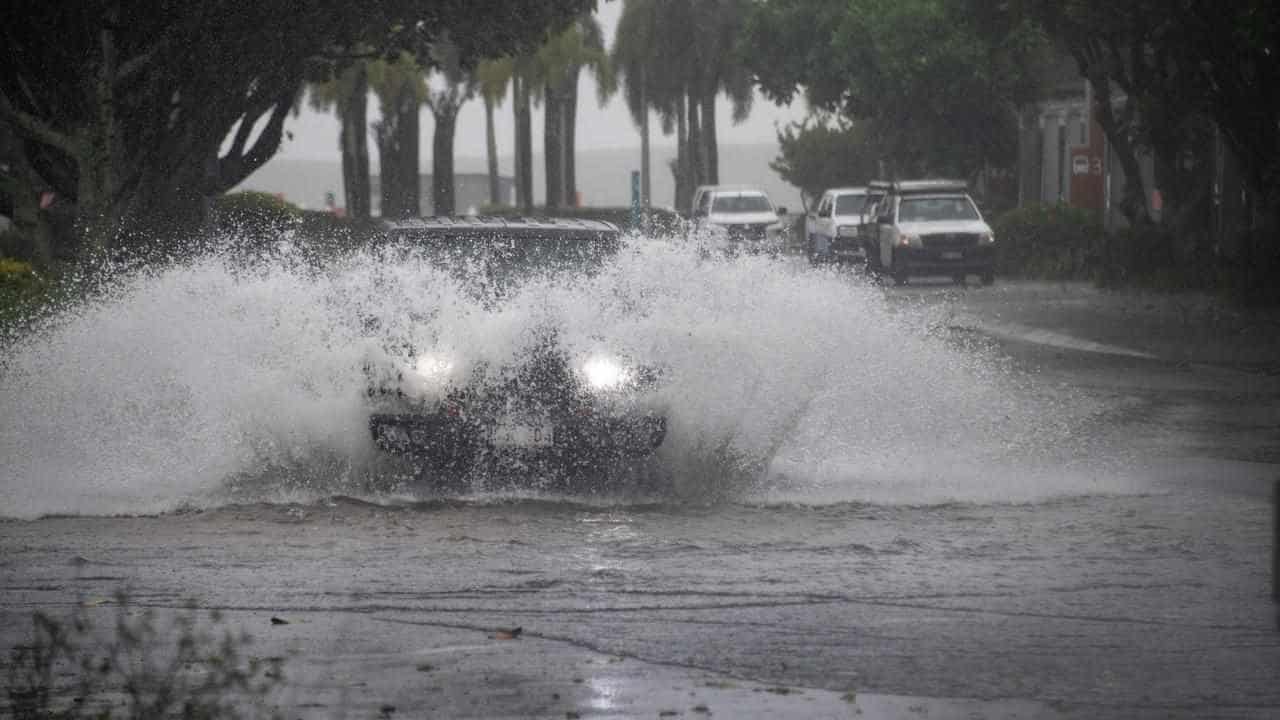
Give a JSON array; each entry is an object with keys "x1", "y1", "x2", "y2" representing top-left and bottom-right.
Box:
[
  {"x1": 432, "y1": 106, "x2": 458, "y2": 215},
  {"x1": 485, "y1": 95, "x2": 500, "y2": 206},
  {"x1": 544, "y1": 83, "x2": 563, "y2": 210},
  {"x1": 514, "y1": 71, "x2": 534, "y2": 212},
  {"x1": 564, "y1": 67, "x2": 581, "y2": 207},
  {"x1": 340, "y1": 63, "x2": 371, "y2": 219},
  {"x1": 675, "y1": 93, "x2": 688, "y2": 213},
  {"x1": 701, "y1": 91, "x2": 718, "y2": 185},
  {"x1": 687, "y1": 88, "x2": 703, "y2": 190},
  {"x1": 640, "y1": 75, "x2": 651, "y2": 208}
]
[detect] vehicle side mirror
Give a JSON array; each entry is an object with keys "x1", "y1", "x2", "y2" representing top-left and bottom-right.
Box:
[{"x1": 776, "y1": 207, "x2": 788, "y2": 216}]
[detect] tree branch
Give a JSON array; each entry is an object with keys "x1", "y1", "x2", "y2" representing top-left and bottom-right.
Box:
[
  {"x1": 0, "y1": 88, "x2": 79, "y2": 157},
  {"x1": 213, "y1": 91, "x2": 295, "y2": 193}
]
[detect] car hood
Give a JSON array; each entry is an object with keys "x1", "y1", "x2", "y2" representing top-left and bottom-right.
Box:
[
  {"x1": 897, "y1": 220, "x2": 992, "y2": 236},
  {"x1": 706, "y1": 211, "x2": 780, "y2": 225}
]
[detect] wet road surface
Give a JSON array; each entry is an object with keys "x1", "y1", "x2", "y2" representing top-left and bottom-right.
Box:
[{"x1": 3, "y1": 278, "x2": 1280, "y2": 718}]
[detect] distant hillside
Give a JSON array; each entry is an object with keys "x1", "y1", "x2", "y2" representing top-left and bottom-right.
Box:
[{"x1": 236, "y1": 143, "x2": 803, "y2": 212}]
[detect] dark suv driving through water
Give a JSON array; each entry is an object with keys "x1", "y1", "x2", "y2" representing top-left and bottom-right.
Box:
[{"x1": 365, "y1": 217, "x2": 667, "y2": 490}]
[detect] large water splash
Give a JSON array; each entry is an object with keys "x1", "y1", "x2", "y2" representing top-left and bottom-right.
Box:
[{"x1": 0, "y1": 236, "x2": 1118, "y2": 518}]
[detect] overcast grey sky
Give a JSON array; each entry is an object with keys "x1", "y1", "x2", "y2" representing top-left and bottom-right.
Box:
[{"x1": 271, "y1": 2, "x2": 809, "y2": 166}]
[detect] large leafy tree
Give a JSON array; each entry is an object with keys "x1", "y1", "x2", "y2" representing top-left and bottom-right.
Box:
[
  {"x1": 1014, "y1": 0, "x2": 1280, "y2": 232},
  {"x1": 744, "y1": 0, "x2": 1048, "y2": 180},
  {"x1": 0, "y1": 0, "x2": 592, "y2": 248},
  {"x1": 771, "y1": 117, "x2": 877, "y2": 212}
]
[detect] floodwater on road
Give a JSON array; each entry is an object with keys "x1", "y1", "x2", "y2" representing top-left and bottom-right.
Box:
[{"x1": 3, "y1": 244, "x2": 1279, "y2": 718}]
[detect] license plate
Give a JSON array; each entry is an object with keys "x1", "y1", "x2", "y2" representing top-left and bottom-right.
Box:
[
  {"x1": 489, "y1": 418, "x2": 555, "y2": 448},
  {"x1": 941, "y1": 251, "x2": 963, "y2": 260}
]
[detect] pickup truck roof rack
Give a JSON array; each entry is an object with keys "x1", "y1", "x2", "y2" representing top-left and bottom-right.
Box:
[
  {"x1": 867, "y1": 179, "x2": 968, "y2": 195},
  {"x1": 383, "y1": 216, "x2": 620, "y2": 241}
]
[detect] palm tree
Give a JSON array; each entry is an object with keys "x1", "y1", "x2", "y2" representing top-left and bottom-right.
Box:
[
  {"x1": 367, "y1": 53, "x2": 427, "y2": 218},
  {"x1": 535, "y1": 15, "x2": 615, "y2": 209},
  {"x1": 476, "y1": 58, "x2": 513, "y2": 207},
  {"x1": 309, "y1": 62, "x2": 371, "y2": 219},
  {"x1": 613, "y1": 0, "x2": 755, "y2": 211},
  {"x1": 612, "y1": 0, "x2": 660, "y2": 207},
  {"x1": 423, "y1": 40, "x2": 477, "y2": 216}
]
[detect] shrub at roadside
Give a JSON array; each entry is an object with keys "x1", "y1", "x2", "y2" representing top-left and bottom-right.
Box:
[
  {"x1": 993, "y1": 204, "x2": 1103, "y2": 280},
  {"x1": 6, "y1": 593, "x2": 285, "y2": 720},
  {"x1": 211, "y1": 191, "x2": 302, "y2": 239},
  {"x1": 0, "y1": 257, "x2": 46, "y2": 327}
]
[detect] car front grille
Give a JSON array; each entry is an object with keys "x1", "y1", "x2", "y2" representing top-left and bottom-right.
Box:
[
  {"x1": 922, "y1": 233, "x2": 979, "y2": 250},
  {"x1": 726, "y1": 223, "x2": 770, "y2": 241}
]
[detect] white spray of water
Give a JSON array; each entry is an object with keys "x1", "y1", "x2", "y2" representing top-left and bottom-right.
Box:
[{"x1": 0, "y1": 238, "x2": 1123, "y2": 518}]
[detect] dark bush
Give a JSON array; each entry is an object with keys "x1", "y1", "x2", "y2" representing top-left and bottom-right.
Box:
[
  {"x1": 211, "y1": 191, "x2": 302, "y2": 238},
  {"x1": 993, "y1": 204, "x2": 1104, "y2": 280},
  {"x1": 0, "y1": 257, "x2": 46, "y2": 327}
]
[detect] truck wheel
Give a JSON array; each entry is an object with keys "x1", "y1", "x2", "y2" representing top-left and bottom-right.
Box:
[
  {"x1": 865, "y1": 242, "x2": 881, "y2": 274},
  {"x1": 890, "y1": 249, "x2": 909, "y2": 285}
]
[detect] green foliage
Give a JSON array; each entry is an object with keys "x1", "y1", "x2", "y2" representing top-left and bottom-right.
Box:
[
  {"x1": 6, "y1": 593, "x2": 285, "y2": 720},
  {"x1": 0, "y1": 255, "x2": 46, "y2": 327},
  {"x1": 771, "y1": 117, "x2": 877, "y2": 210},
  {"x1": 992, "y1": 204, "x2": 1103, "y2": 280},
  {"x1": 744, "y1": 0, "x2": 1049, "y2": 177}
]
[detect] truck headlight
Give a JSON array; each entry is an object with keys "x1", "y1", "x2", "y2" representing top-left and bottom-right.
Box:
[
  {"x1": 899, "y1": 234, "x2": 921, "y2": 248},
  {"x1": 980, "y1": 233, "x2": 995, "y2": 244}
]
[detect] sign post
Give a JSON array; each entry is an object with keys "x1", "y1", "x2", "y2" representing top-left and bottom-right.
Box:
[{"x1": 630, "y1": 170, "x2": 642, "y2": 231}]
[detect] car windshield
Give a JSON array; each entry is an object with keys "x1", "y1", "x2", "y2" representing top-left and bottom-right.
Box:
[
  {"x1": 897, "y1": 196, "x2": 980, "y2": 222},
  {"x1": 834, "y1": 194, "x2": 871, "y2": 215},
  {"x1": 711, "y1": 194, "x2": 772, "y2": 213},
  {"x1": 418, "y1": 233, "x2": 619, "y2": 292}
]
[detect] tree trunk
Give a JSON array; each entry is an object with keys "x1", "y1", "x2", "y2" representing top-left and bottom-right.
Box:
[
  {"x1": 686, "y1": 88, "x2": 704, "y2": 190},
  {"x1": 485, "y1": 95, "x2": 500, "y2": 206},
  {"x1": 544, "y1": 83, "x2": 563, "y2": 210},
  {"x1": 674, "y1": 93, "x2": 688, "y2": 213},
  {"x1": 514, "y1": 71, "x2": 534, "y2": 212},
  {"x1": 640, "y1": 70, "x2": 651, "y2": 208},
  {"x1": 340, "y1": 64, "x2": 371, "y2": 220},
  {"x1": 1081, "y1": 61, "x2": 1146, "y2": 227},
  {"x1": 701, "y1": 91, "x2": 718, "y2": 185},
  {"x1": 563, "y1": 66, "x2": 580, "y2": 207},
  {"x1": 397, "y1": 89, "x2": 420, "y2": 217},
  {"x1": 432, "y1": 106, "x2": 458, "y2": 216}
]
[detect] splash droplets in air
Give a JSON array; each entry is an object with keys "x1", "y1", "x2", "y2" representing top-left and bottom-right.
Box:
[{"x1": 0, "y1": 235, "x2": 1117, "y2": 518}]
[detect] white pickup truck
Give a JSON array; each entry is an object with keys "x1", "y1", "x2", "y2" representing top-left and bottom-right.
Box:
[
  {"x1": 804, "y1": 187, "x2": 881, "y2": 264},
  {"x1": 690, "y1": 186, "x2": 789, "y2": 255}
]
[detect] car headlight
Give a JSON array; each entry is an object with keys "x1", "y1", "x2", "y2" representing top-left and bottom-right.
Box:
[
  {"x1": 837, "y1": 225, "x2": 860, "y2": 238},
  {"x1": 980, "y1": 232, "x2": 995, "y2": 244},
  {"x1": 581, "y1": 354, "x2": 632, "y2": 391},
  {"x1": 899, "y1": 234, "x2": 920, "y2": 248},
  {"x1": 399, "y1": 351, "x2": 455, "y2": 398}
]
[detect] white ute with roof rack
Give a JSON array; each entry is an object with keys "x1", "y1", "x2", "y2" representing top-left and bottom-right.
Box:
[{"x1": 860, "y1": 179, "x2": 997, "y2": 286}]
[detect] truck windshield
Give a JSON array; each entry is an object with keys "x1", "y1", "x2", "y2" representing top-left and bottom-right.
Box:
[
  {"x1": 712, "y1": 194, "x2": 772, "y2": 213},
  {"x1": 897, "y1": 196, "x2": 980, "y2": 222},
  {"x1": 835, "y1": 194, "x2": 871, "y2": 215}
]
